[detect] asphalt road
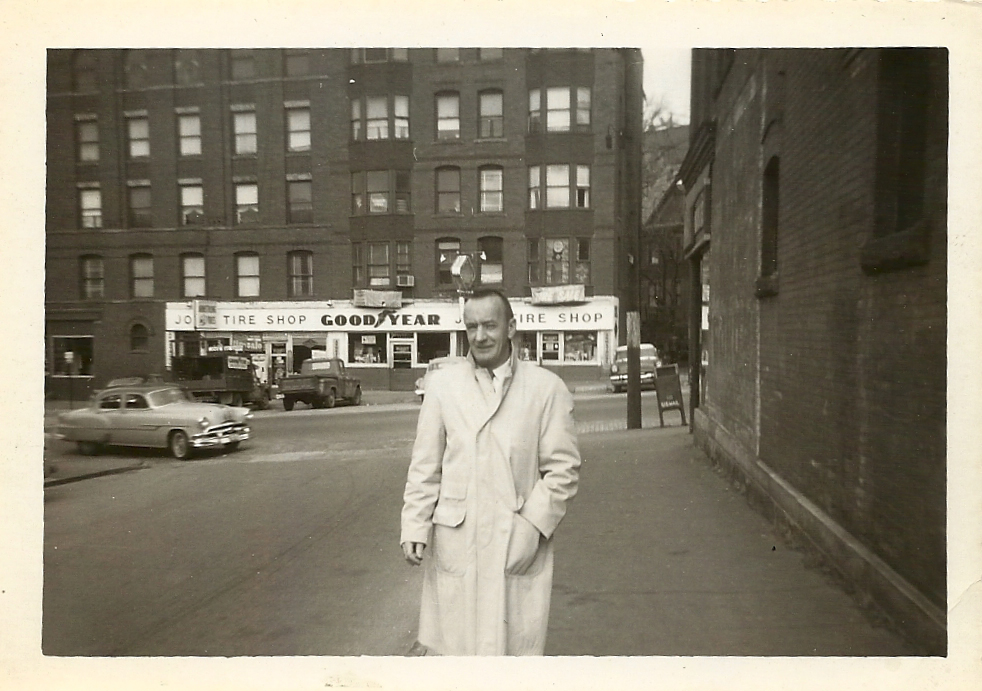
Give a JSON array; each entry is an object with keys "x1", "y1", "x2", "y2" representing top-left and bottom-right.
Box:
[{"x1": 43, "y1": 391, "x2": 671, "y2": 656}]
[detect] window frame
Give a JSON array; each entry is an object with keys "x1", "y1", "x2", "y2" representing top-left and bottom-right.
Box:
[
  {"x1": 479, "y1": 236, "x2": 503, "y2": 285},
  {"x1": 129, "y1": 323, "x2": 150, "y2": 352},
  {"x1": 235, "y1": 182, "x2": 259, "y2": 225},
  {"x1": 284, "y1": 49, "x2": 310, "y2": 77},
  {"x1": 177, "y1": 113, "x2": 202, "y2": 156},
  {"x1": 80, "y1": 255, "x2": 104, "y2": 300},
  {"x1": 367, "y1": 242, "x2": 391, "y2": 287},
  {"x1": 76, "y1": 118, "x2": 99, "y2": 163},
  {"x1": 435, "y1": 48, "x2": 460, "y2": 63},
  {"x1": 435, "y1": 166, "x2": 462, "y2": 214},
  {"x1": 436, "y1": 237, "x2": 461, "y2": 286},
  {"x1": 287, "y1": 250, "x2": 314, "y2": 298},
  {"x1": 129, "y1": 253, "x2": 154, "y2": 298},
  {"x1": 479, "y1": 48, "x2": 503, "y2": 61},
  {"x1": 181, "y1": 253, "x2": 207, "y2": 298},
  {"x1": 127, "y1": 184, "x2": 153, "y2": 228},
  {"x1": 127, "y1": 116, "x2": 150, "y2": 158},
  {"x1": 235, "y1": 252, "x2": 261, "y2": 298},
  {"x1": 479, "y1": 90, "x2": 504, "y2": 139},
  {"x1": 287, "y1": 179, "x2": 313, "y2": 224},
  {"x1": 233, "y1": 109, "x2": 258, "y2": 155},
  {"x1": 73, "y1": 51, "x2": 97, "y2": 93},
  {"x1": 79, "y1": 187, "x2": 102, "y2": 229},
  {"x1": 350, "y1": 170, "x2": 411, "y2": 216},
  {"x1": 51, "y1": 335, "x2": 94, "y2": 376},
  {"x1": 352, "y1": 242, "x2": 364, "y2": 287},
  {"x1": 479, "y1": 165, "x2": 504, "y2": 213},
  {"x1": 174, "y1": 49, "x2": 202, "y2": 86},
  {"x1": 230, "y1": 52, "x2": 256, "y2": 80},
  {"x1": 285, "y1": 106, "x2": 311, "y2": 152},
  {"x1": 180, "y1": 183, "x2": 204, "y2": 226},
  {"x1": 436, "y1": 91, "x2": 461, "y2": 141}
]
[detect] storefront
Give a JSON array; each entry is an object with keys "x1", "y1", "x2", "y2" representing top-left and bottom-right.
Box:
[{"x1": 165, "y1": 296, "x2": 618, "y2": 389}]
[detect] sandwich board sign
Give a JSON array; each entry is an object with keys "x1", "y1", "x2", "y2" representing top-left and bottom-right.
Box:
[{"x1": 654, "y1": 364, "x2": 687, "y2": 427}]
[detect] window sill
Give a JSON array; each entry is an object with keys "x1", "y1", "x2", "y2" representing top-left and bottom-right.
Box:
[
  {"x1": 860, "y1": 220, "x2": 931, "y2": 274},
  {"x1": 474, "y1": 137, "x2": 508, "y2": 144},
  {"x1": 755, "y1": 273, "x2": 779, "y2": 298}
]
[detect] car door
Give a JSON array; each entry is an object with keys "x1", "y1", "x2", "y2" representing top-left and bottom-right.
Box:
[
  {"x1": 120, "y1": 392, "x2": 159, "y2": 447},
  {"x1": 92, "y1": 392, "x2": 123, "y2": 443}
]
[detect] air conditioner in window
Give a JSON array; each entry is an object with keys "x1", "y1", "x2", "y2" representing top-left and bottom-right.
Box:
[{"x1": 396, "y1": 274, "x2": 415, "y2": 287}]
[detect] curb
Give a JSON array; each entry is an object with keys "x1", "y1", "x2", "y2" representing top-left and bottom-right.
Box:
[{"x1": 44, "y1": 463, "x2": 149, "y2": 488}]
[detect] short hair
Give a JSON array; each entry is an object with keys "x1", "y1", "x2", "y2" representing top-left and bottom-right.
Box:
[{"x1": 467, "y1": 287, "x2": 514, "y2": 322}]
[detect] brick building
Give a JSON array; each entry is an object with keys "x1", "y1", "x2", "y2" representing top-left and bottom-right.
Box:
[
  {"x1": 45, "y1": 48, "x2": 643, "y2": 397},
  {"x1": 678, "y1": 48, "x2": 947, "y2": 652}
]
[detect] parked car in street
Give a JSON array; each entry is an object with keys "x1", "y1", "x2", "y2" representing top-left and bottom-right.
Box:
[
  {"x1": 609, "y1": 344, "x2": 662, "y2": 393},
  {"x1": 56, "y1": 383, "x2": 252, "y2": 460},
  {"x1": 415, "y1": 356, "x2": 467, "y2": 401},
  {"x1": 278, "y1": 356, "x2": 361, "y2": 411}
]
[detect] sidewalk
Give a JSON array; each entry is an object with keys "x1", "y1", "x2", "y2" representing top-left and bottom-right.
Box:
[{"x1": 545, "y1": 425, "x2": 917, "y2": 656}]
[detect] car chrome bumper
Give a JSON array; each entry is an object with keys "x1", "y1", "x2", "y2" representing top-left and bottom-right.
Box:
[
  {"x1": 609, "y1": 373, "x2": 656, "y2": 386},
  {"x1": 191, "y1": 424, "x2": 250, "y2": 448}
]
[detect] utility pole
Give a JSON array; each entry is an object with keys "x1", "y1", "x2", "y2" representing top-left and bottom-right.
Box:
[{"x1": 623, "y1": 49, "x2": 644, "y2": 429}]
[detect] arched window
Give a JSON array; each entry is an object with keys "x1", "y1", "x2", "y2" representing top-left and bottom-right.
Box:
[{"x1": 130, "y1": 323, "x2": 150, "y2": 352}]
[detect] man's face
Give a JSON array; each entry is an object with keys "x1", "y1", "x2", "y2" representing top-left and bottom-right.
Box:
[{"x1": 464, "y1": 295, "x2": 517, "y2": 370}]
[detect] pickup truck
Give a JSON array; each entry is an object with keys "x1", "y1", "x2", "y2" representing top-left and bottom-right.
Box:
[{"x1": 279, "y1": 357, "x2": 362, "y2": 411}]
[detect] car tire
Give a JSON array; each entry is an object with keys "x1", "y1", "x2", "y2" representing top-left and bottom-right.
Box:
[
  {"x1": 225, "y1": 442, "x2": 240, "y2": 452},
  {"x1": 325, "y1": 389, "x2": 336, "y2": 409},
  {"x1": 169, "y1": 430, "x2": 191, "y2": 460},
  {"x1": 312, "y1": 397, "x2": 324, "y2": 409},
  {"x1": 351, "y1": 387, "x2": 362, "y2": 406},
  {"x1": 283, "y1": 397, "x2": 295, "y2": 411},
  {"x1": 77, "y1": 440, "x2": 100, "y2": 456}
]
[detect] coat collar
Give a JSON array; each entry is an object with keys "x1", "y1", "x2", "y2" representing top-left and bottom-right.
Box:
[{"x1": 465, "y1": 345, "x2": 520, "y2": 429}]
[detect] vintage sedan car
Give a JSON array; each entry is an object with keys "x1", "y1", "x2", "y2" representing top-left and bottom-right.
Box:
[
  {"x1": 414, "y1": 356, "x2": 467, "y2": 401},
  {"x1": 57, "y1": 384, "x2": 252, "y2": 460},
  {"x1": 609, "y1": 343, "x2": 663, "y2": 393}
]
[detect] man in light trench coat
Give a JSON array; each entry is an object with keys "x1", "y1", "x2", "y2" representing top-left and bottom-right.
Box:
[{"x1": 401, "y1": 288, "x2": 581, "y2": 655}]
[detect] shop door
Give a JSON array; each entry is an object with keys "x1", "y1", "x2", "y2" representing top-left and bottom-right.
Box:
[{"x1": 390, "y1": 336, "x2": 415, "y2": 369}]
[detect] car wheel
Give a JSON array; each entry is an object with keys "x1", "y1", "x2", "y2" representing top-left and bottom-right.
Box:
[
  {"x1": 352, "y1": 386, "x2": 362, "y2": 406},
  {"x1": 225, "y1": 442, "x2": 240, "y2": 452},
  {"x1": 283, "y1": 397, "x2": 295, "y2": 411},
  {"x1": 77, "y1": 440, "x2": 100, "y2": 456},
  {"x1": 169, "y1": 430, "x2": 191, "y2": 460},
  {"x1": 312, "y1": 397, "x2": 324, "y2": 409},
  {"x1": 325, "y1": 389, "x2": 336, "y2": 409},
  {"x1": 231, "y1": 393, "x2": 243, "y2": 407}
]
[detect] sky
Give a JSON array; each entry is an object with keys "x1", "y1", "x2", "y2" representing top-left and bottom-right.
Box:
[{"x1": 640, "y1": 47, "x2": 691, "y2": 127}]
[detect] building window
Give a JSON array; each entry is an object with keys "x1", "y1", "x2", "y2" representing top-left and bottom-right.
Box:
[
  {"x1": 761, "y1": 156, "x2": 780, "y2": 278},
  {"x1": 576, "y1": 165, "x2": 590, "y2": 208},
  {"x1": 479, "y1": 166, "x2": 503, "y2": 213},
  {"x1": 286, "y1": 106, "x2": 311, "y2": 152},
  {"x1": 124, "y1": 50, "x2": 148, "y2": 89},
  {"x1": 479, "y1": 48, "x2": 503, "y2": 61},
  {"x1": 436, "y1": 166, "x2": 461, "y2": 214},
  {"x1": 395, "y1": 172, "x2": 411, "y2": 213},
  {"x1": 351, "y1": 173, "x2": 364, "y2": 214},
  {"x1": 52, "y1": 336, "x2": 94, "y2": 376},
  {"x1": 528, "y1": 89, "x2": 541, "y2": 133},
  {"x1": 546, "y1": 87, "x2": 571, "y2": 132},
  {"x1": 80, "y1": 255, "x2": 104, "y2": 299},
  {"x1": 130, "y1": 254, "x2": 154, "y2": 298},
  {"x1": 436, "y1": 48, "x2": 460, "y2": 63},
  {"x1": 352, "y1": 243, "x2": 364, "y2": 286},
  {"x1": 174, "y1": 49, "x2": 201, "y2": 86},
  {"x1": 479, "y1": 236, "x2": 503, "y2": 284},
  {"x1": 546, "y1": 164, "x2": 570, "y2": 208},
  {"x1": 235, "y1": 183, "x2": 259, "y2": 225},
  {"x1": 350, "y1": 100, "x2": 362, "y2": 140},
  {"x1": 351, "y1": 95, "x2": 409, "y2": 141},
  {"x1": 436, "y1": 237, "x2": 461, "y2": 285},
  {"x1": 288, "y1": 251, "x2": 314, "y2": 297},
  {"x1": 76, "y1": 118, "x2": 99, "y2": 162},
  {"x1": 564, "y1": 332, "x2": 597, "y2": 362},
  {"x1": 180, "y1": 184, "x2": 204, "y2": 225},
  {"x1": 396, "y1": 241, "x2": 411, "y2": 276},
  {"x1": 574, "y1": 238, "x2": 591, "y2": 284},
  {"x1": 394, "y1": 95, "x2": 410, "y2": 139},
  {"x1": 351, "y1": 170, "x2": 410, "y2": 215},
  {"x1": 236, "y1": 252, "x2": 260, "y2": 297},
  {"x1": 436, "y1": 92, "x2": 460, "y2": 140},
  {"x1": 528, "y1": 166, "x2": 541, "y2": 209},
  {"x1": 127, "y1": 116, "x2": 149, "y2": 158},
  {"x1": 73, "y1": 51, "x2": 97, "y2": 92},
  {"x1": 576, "y1": 87, "x2": 592, "y2": 126},
  {"x1": 233, "y1": 110, "x2": 257, "y2": 155},
  {"x1": 479, "y1": 90, "x2": 504, "y2": 139},
  {"x1": 350, "y1": 48, "x2": 407, "y2": 64},
  {"x1": 288, "y1": 179, "x2": 313, "y2": 224},
  {"x1": 527, "y1": 238, "x2": 541, "y2": 283},
  {"x1": 178, "y1": 114, "x2": 201, "y2": 156},
  {"x1": 129, "y1": 324, "x2": 150, "y2": 352},
  {"x1": 284, "y1": 49, "x2": 309, "y2": 77},
  {"x1": 368, "y1": 242, "x2": 390, "y2": 287},
  {"x1": 366, "y1": 96, "x2": 389, "y2": 139},
  {"x1": 545, "y1": 238, "x2": 570, "y2": 284},
  {"x1": 128, "y1": 185, "x2": 152, "y2": 227},
  {"x1": 181, "y1": 254, "x2": 206, "y2": 297},
  {"x1": 391, "y1": 48, "x2": 408, "y2": 61},
  {"x1": 530, "y1": 87, "x2": 591, "y2": 133},
  {"x1": 231, "y1": 52, "x2": 256, "y2": 80},
  {"x1": 349, "y1": 333, "x2": 387, "y2": 363},
  {"x1": 79, "y1": 188, "x2": 102, "y2": 229},
  {"x1": 367, "y1": 170, "x2": 389, "y2": 213}
]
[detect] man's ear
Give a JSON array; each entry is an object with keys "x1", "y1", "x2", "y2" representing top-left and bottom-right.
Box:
[{"x1": 507, "y1": 318, "x2": 518, "y2": 340}]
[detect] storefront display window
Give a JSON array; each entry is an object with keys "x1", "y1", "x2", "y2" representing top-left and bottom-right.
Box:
[
  {"x1": 564, "y1": 332, "x2": 597, "y2": 362},
  {"x1": 541, "y1": 332, "x2": 560, "y2": 361},
  {"x1": 418, "y1": 332, "x2": 451, "y2": 364},
  {"x1": 517, "y1": 333, "x2": 537, "y2": 362},
  {"x1": 349, "y1": 333, "x2": 387, "y2": 363},
  {"x1": 51, "y1": 336, "x2": 94, "y2": 376}
]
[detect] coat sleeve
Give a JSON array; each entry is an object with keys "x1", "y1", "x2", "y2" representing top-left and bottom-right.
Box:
[
  {"x1": 519, "y1": 380, "x2": 581, "y2": 539},
  {"x1": 400, "y1": 375, "x2": 447, "y2": 545}
]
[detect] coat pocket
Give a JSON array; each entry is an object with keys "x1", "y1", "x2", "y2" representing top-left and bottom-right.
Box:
[
  {"x1": 431, "y1": 481, "x2": 469, "y2": 576},
  {"x1": 432, "y1": 482, "x2": 467, "y2": 527}
]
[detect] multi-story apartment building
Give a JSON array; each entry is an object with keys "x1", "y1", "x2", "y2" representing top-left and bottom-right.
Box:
[{"x1": 45, "y1": 48, "x2": 643, "y2": 396}]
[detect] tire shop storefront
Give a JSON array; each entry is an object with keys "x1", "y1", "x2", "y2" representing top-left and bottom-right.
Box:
[{"x1": 165, "y1": 296, "x2": 618, "y2": 391}]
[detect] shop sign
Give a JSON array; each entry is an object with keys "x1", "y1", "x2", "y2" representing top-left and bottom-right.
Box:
[
  {"x1": 194, "y1": 300, "x2": 218, "y2": 330},
  {"x1": 530, "y1": 284, "x2": 586, "y2": 305}
]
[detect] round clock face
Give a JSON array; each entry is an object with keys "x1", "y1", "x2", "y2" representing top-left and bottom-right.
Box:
[{"x1": 553, "y1": 241, "x2": 564, "y2": 253}]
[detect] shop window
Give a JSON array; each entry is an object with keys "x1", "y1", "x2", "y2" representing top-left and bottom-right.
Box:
[
  {"x1": 181, "y1": 253, "x2": 206, "y2": 297},
  {"x1": 284, "y1": 49, "x2": 310, "y2": 77},
  {"x1": 527, "y1": 238, "x2": 541, "y2": 284},
  {"x1": 545, "y1": 238, "x2": 570, "y2": 284},
  {"x1": 130, "y1": 254, "x2": 154, "y2": 298},
  {"x1": 52, "y1": 336, "x2": 94, "y2": 376},
  {"x1": 368, "y1": 242, "x2": 390, "y2": 287},
  {"x1": 436, "y1": 166, "x2": 461, "y2": 214},
  {"x1": 349, "y1": 333, "x2": 387, "y2": 363},
  {"x1": 79, "y1": 188, "x2": 102, "y2": 229},
  {"x1": 230, "y1": 52, "x2": 256, "y2": 80},
  {"x1": 564, "y1": 332, "x2": 596, "y2": 362},
  {"x1": 479, "y1": 90, "x2": 504, "y2": 139},
  {"x1": 180, "y1": 184, "x2": 204, "y2": 225},
  {"x1": 528, "y1": 89, "x2": 541, "y2": 133},
  {"x1": 128, "y1": 184, "x2": 152, "y2": 227},
  {"x1": 124, "y1": 50, "x2": 148, "y2": 89},
  {"x1": 479, "y1": 236, "x2": 503, "y2": 285},
  {"x1": 288, "y1": 250, "x2": 314, "y2": 297},
  {"x1": 541, "y1": 332, "x2": 560, "y2": 361},
  {"x1": 479, "y1": 166, "x2": 503, "y2": 213},
  {"x1": 517, "y1": 333, "x2": 537, "y2": 362},
  {"x1": 286, "y1": 106, "x2": 311, "y2": 152},
  {"x1": 236, "y1": 252, "x2": 260, "y2": 297},
  {"x1": 73, "y1": 50, "x2": 97, "y2": 92},
  {"x1": 288, "y1": 179, "x2": 313, "y2": 224},
  {"x1": 479, "y1": 48, "x2": 503, "y2": 61},
  {"x1": 436, "y1": 48, "x2": 460, "y2": 63},
  {"x1": 174, "y1": 49, "x2": 201, "y2": 86},
  {"x1": 130, "y1": 323, "x2": 150, "y2": 352},
  {"x1": 436, "y1": 237, "x2": 461, "y2": 285},
  {"x1": 235, "y1": 182, "x2": 259, "y2": 224},
  {"x1": 351, "y1": 243, "x2": 364, "y2": 286},
  {"x1": 418, "y1": 332, "x2": 451, "y2": 364},
  {"x1": 233, "y1": 109, "x2": 257, "y2": 155},
  {"x1": 436, "y1": 92, "x2": 460, "y2": 140},
  {"x1": 575, "y1": 238, "x2": 591, "y2": 284},
  {"x1": 76, "y1": 117, "x2": 99, "y2": 162},
  {"x1": 79, "y1": 255, "x2": 104, "y2": 300},
  {"x1": 127, "y1": 116, "x2": 149, "y2": 158},
  {"x1": 178, "y1": 113, "x2": 202, "y2": 156}
]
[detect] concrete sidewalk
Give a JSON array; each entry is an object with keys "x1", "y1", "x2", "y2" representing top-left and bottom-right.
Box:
[{"x1": 546, "y1": 425, "x2": 917, "y2": 656}]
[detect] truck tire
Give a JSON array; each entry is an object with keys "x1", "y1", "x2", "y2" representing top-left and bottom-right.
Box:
[
  {"x1": 283, "y1": 397, "x2": 295, "y2": 411},
  {"x1": 324, "y1": 389, "x2": 336, "y2": 409},
  {"x1": 312, "y1": 396, "x2": 324, "y2": 409},
  {"x1": 351, "y1": 386, "x2": 362, "y2": 406}
]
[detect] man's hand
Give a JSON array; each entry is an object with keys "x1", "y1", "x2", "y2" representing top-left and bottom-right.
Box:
[{"x1": 402, "y1": 541, "x2": 426, "y2": 566}]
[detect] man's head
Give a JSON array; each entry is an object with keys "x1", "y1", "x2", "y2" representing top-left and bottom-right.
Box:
[{"x1": 463, "y1": 288, "x2": 516, "y2": 370}]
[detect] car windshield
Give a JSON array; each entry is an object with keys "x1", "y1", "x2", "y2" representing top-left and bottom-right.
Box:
[
  {"x1": 615, "y1": 346, "x2": 657, "y2": 361},
  {"x1": 147, "y1": 388, "x2": 191, "y2": 406}
]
